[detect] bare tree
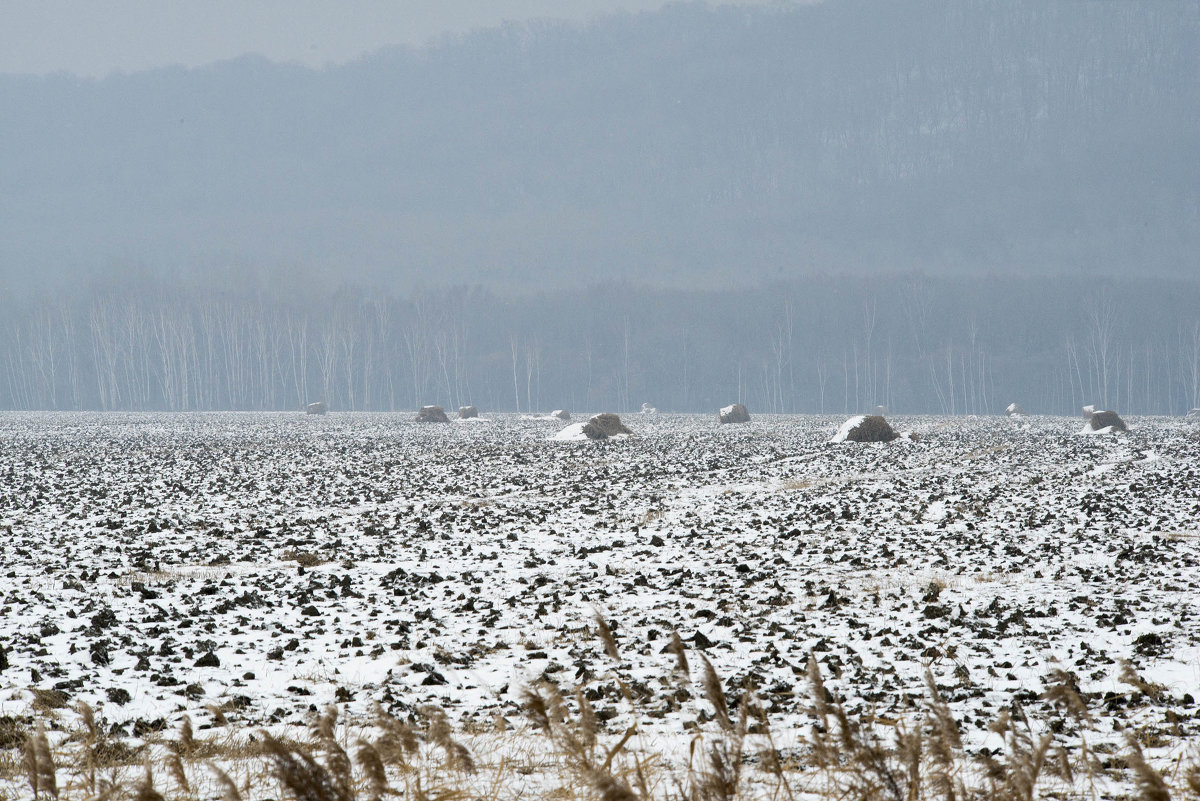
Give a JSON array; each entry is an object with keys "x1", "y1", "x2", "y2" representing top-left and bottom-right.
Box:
[
  {"x1": 1084, "y1": 288, "x2": 1118, "y2": 408},
  {"x1": 1183, "y1": 320, "x2": 1200, "y2": 411}
]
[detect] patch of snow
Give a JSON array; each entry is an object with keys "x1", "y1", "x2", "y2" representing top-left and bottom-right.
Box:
[
  {"x1": 829, "y1": 415, "x2": 867, "y2": 443},
  {"x1": 551, "y1": 422, "x2": 588, "y2": 441}
]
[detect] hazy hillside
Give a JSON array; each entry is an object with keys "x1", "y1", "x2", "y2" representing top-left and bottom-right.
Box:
[{"x1": 1, "y1": 0, "x2": 1197, "y2": 293}]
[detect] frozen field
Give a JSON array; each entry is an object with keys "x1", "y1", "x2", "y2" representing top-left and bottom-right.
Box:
[{"x1": 1, "y1": 411, "x2": 1198, "y2": 792}]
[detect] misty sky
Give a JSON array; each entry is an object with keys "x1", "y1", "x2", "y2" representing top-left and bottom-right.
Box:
[{"x1": 0, "y1": 0, "x2": 777, "y2": 77}]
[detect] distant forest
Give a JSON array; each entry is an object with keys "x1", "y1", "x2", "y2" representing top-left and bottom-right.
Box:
[
  {"x1": 3, "y1": 276, "x2": 1199, "y2": 416},
  {"x1": 1, "y1": 0, "x2": 1197, "y2": 289}
]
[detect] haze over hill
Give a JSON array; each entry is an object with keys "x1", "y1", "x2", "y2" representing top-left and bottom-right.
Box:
[{"x1": 2, "y1": 0, "x2": 1197, "y2": 295}]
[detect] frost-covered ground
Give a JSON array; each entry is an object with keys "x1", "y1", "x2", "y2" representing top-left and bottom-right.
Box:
[{"x1": 1, "y1": 411, "x2": 1198, "y2": 774}]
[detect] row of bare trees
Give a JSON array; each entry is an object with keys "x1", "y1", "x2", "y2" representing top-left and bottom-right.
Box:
[
  {"x1": 2, "y1": 278, "x2": 1199, "y2": 415},
  {"x1": 1, "y1": 291, "x2": 473, "y2": 413}
]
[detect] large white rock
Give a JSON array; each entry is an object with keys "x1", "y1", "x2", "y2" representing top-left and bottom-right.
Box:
[{"x1": 718, "y1": 404, "x2": 750, "y2": 424}]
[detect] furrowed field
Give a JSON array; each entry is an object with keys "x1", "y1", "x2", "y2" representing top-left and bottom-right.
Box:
[{"x1": 1, "y1": 412, "x2": 1198, "y2": 800}]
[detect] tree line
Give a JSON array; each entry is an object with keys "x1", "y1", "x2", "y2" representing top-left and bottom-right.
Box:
[{"x1": 3, "y1": 276, "x2": 1199, "y2": 416}]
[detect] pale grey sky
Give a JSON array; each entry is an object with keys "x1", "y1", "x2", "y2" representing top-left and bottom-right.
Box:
[{"x1": 0, "y1": 0, "x2": 777, "y2": 78}]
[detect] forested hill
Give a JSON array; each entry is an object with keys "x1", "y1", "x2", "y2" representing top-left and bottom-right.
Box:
[{"x1": 1, "y1": 0, "x2": 1197, "y2": 293}]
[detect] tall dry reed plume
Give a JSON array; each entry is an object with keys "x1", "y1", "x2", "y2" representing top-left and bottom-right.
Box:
[
  {"x1": 921, "y1": 669, "x2": 965, "y2": 801},
  {"x1": 260, "y1": 731, "x2": 352, "y2": 801},
  {"x1": 420, "y1": 705, "x2": 475, "y2": 774},
  {"x1": 803, "y1": 654, "x2": 919, "y2": 801},
  {"x1": 977, "y1": 704, "x2": 1052, "y2": 801},
  {"x1": 1125, "y1": 733, "x2": 1171, "y2": 801},
  {"x1": 676, "y1": 654, "x2": 747, "y2": 801},
  {"x1": 596, "y1": 611, "x2": 621, "y2": 661},
  {"x1": 133, "y1": 761, "x2": 165, "y2": 801},
  {"x1": 354, "y1": 738, "x2": 390, "y2": 801},
  {"x1": 1041, "y1": 666, "x2": 1102, "y2": 796},
  {"x1": 313, "y1": 705, "x2": 355, "y2": 801},
  {"x1": 371, "y1": 703, "x2": 420, "y2": 768},
  {"x1": 697, "y1": 700, "x2": 747, "y2": 801},
  {"x1": 1185, "y1": 759, "x2": 1200, "y2": 799},
  {"x1": 801, "y1": 655, "x2": 1114, "y2": 801},
  {"x1": 522, "y1": 679, "x2": 641, "y2": 801},
  {"x1": 667, "y1": 631, "x2": 690, "y2": 678},
  {"x1": 207, "y1": 763, "x2": 243, "y2": 801},
  {"x1": 22, "y1": 721, "x2": 57, "y2": 800},
  {"x1": 176, "y1": 715, "x2": 196, "y2": 757},
  {"x1": 700, "y1": 656, "x2": 731, "y2": 733},
  {"x1": 1119, "y1": 660, "x2": 1167, "y2": 703},
  {"x1": 160, "y1": 714, "x2": 195, "y2": 795},
  {"x1": 76, "y1": 702, "x2": 99, "y2": 797},
  {"x1": 165, "y1": 749, "x2": 190, "y2": 796}
]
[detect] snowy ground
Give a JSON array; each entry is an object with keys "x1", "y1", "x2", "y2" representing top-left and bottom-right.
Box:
[{"x1": 1, "y1": 411, "x2": 1198, "y2": 775}]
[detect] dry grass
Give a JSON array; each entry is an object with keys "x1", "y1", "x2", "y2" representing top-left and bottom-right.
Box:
[
  {"x1": 639, "y1": 509, "x2": 664, "y2": 525},
  {"x1": 0, "y1": 748, "x2": 21, "y2": 785},
  {"x1": 116, "y1": 565, "x2": 247, "y2": 586},
  {"x1": 280, "y1": 550, "x2": 327, "y2": 568},
  {"x1": 959, "y1": 443, "x2": 1013, "y2": 462},
  {"x1": 0, "y1": 627, "x2": 1196, "y2": 801},
  {"x1": 781, "y1": 471, "x2": 873, "y2": 492},
  {"x1": 30, "y1": 691, "x2": 70, "y2": 715},
  {"x1": 458, "y1": 498, "x2": 495, "y2": 509}
]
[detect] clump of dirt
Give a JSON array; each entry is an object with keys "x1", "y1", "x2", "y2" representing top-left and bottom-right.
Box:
[
  {"x1": 416, "y1": 406, "x2": 450, "y2": 423},
  {"x1": 845, "y1": 415, "x2": 899, "y2": 442},
  {"x1": 1088, "y1": 410, "x2": 1127, "y2": 432}
]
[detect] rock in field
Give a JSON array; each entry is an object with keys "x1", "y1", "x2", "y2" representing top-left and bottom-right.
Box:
[
  {"x1": 718, "y1": 404, "x2": 750, "y2": 424},
  {"x1": 458, "y1": 406, "x2": 479, "y2": 419}
]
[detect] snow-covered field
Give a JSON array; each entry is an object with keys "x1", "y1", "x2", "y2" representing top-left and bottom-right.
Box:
[{"x1": 1, "y1": 411, "x2": 1198, "y2": 786}]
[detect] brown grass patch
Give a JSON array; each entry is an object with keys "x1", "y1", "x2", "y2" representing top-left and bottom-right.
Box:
[
  {"x1": 281, "y1": 549, "x2": 326, "y2": 567},
  {"x1": 30, "y1": 689, "x2": 70, "y2": 713}
]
